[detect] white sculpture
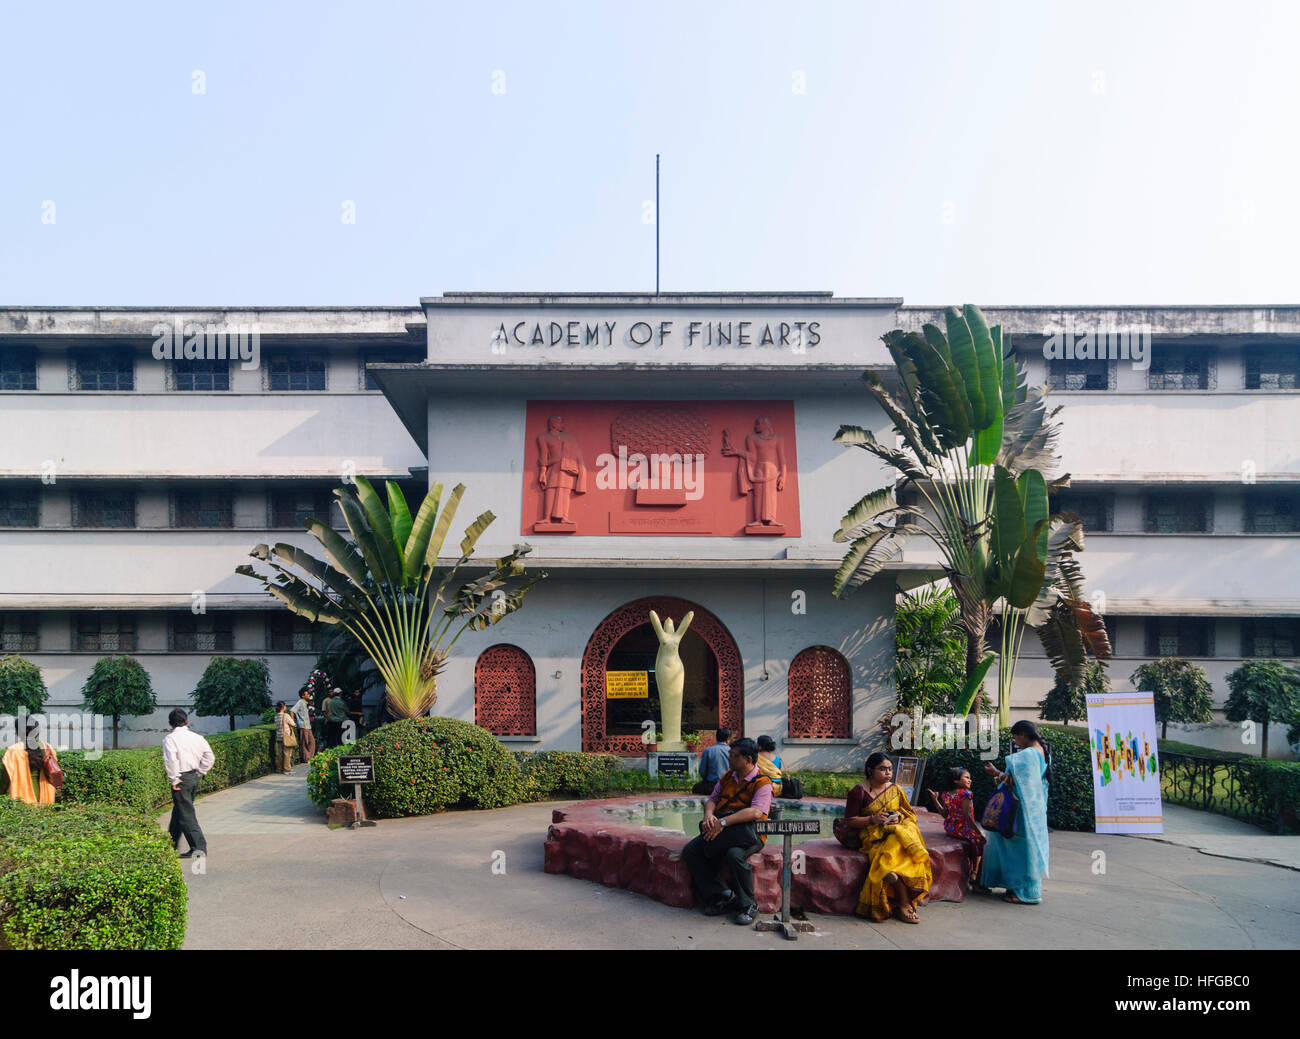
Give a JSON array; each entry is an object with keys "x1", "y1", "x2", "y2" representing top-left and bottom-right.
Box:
[{"x1": 649, "y1": 609, "x2": 694, "y2": 751}]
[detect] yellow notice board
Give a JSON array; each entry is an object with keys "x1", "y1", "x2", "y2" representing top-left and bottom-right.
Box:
[{"x1": 605, "y1": 671, "x2": 649, "y2": 699}]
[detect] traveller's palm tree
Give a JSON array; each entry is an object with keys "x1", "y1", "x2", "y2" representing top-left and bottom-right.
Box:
[
  {"x1": 833, "y1": 305, "x2": 1109, "y2": 722},
  {"x1": 238, "y1": 477, "x2": 545, "y2": 719}
]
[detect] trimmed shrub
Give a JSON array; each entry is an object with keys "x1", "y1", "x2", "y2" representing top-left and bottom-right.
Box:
[
  {"x1": 307, "y1": 741, "x2": 358, "y2": 809},
  {"x1": 192, "y1": 657, "x2": 272, "y2": 731},
  {"x1": 80, "y1": 655, "x2": 156, "y2": 749},
  {"x1": 57, "y1": 724, "x2": 278, "y2": 814},
  {"x1": 355, "y1": 717, "x2": 521, "y2": 817},
  {"x1": 919, "y1": 725, "x2": 1095, "y2": 832},
  {"x1": 514, "y1": 750, "x2": 620, "y2": 801},
  {"x1": 0, "y1": 800, "x2": 186, "y2": 949},
  {"x1": 0, "y1": 655, "x2": 47, "y2": 715}
]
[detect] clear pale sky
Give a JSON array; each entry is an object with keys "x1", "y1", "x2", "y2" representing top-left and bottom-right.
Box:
[{"x1": 2, "y1": 1, "x2": 1296, "y2": 306}]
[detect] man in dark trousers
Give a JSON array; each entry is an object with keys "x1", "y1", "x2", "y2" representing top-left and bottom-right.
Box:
[
  {"x1": 162, "y1": 708, "x2": 214, "y2": 858},
  {"x1": 682, "y1": 737, "x2": 773, "y2": 926}
]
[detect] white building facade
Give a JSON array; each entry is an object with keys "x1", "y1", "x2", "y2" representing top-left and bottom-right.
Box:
[{"x1": 0, "y1": 296, "x2": 1296, "y2": 759}]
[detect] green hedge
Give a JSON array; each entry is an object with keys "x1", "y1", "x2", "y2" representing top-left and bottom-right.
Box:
[
  {"x1": 355, "y1": 718, "x2": 522, "y2": 817},
  {"x1": 1161, "y1": 753, "x2": 1300, "y2": 832},
  {"x1": 919, "y1": 726, "x2": 1095, "y2": 832},
  {"x1": 0, "y1": 800, "x2": 186, "y2": 949},
  {"x1": 55, "y1": 724, "x2": 278, "y2": 814},
  {"x1": 514, "y1": 750, "x2": 620, "y2": 801}
]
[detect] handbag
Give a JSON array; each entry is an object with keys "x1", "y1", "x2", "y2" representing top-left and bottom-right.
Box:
[
  {"x1": 981, "y1": 783, "x2": 1019, "y2": 838},
  {"x1": 42, "y1": 752, "x2": 65, "y2": 790},
  {"x1": 283, "y1": 723, "x2": 298, "y2": 749},
  {"x1": 777, "y1": 774, "x2": 803, "y2": 800}
]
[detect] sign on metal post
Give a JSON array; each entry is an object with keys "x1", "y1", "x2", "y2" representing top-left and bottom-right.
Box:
[
  {"x1": 336, "y1": 755, "x2": 377, "y2": 829},
  {"x1": 754, "y1": 817, "x2": 821, "y2": 940}
]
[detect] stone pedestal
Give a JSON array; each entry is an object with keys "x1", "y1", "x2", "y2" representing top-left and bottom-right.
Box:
[
  {"x1": 646, "y1": 750, "x2": 698, "y2": 778},
  {"x1": 327, "y1": 797, "x2": 357, "y2": 827}
]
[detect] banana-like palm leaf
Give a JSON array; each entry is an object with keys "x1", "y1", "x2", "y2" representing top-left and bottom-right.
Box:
[
  {"x1": 954, "y1": 651, "x2": 997, "y2": 717},
  {"x1": 944, "y1": 307, "x2": 987, "y2": 430},
  {"x1": 834, "y1": 486, "x2": 904, "y2": 543},
  {"x1": 403, "y1": 480, "x2": 444, "y2": 583},
  {"x1": 305, "y1": 520, "x2": 370, "y2": 588},
  {"x1": 386, "y1": 480, "x2": 414, "y2": 554},
  {"x1": 350, "y1": 477, "x2": 404, "y2": 586},
  {"x1": 832, "y1": 529, "x2": 900, "y2": 595},
  {"x1": 424, "y1": 483, "x2": 466, "y2": 566}
]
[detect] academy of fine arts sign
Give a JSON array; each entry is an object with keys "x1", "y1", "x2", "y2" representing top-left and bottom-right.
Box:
[{"x1": 490, "y1": 318, "x2": 823, "y2": 351}]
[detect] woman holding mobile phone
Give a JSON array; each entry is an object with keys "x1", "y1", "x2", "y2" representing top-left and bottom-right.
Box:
[{"x1": 842, "y1": 752, "x2": 931, "y2": 923}]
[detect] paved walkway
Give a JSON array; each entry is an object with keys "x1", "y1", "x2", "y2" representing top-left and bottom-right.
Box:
[
  {"x1": 1126, "y1": 803, "x2": 1300, "y2": 871},
  {"x1": 164, "y1": 770, "x2": 1300, "y2": 950}
]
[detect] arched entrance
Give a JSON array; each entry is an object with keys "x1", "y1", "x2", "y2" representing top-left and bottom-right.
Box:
[{"x1": 581, "y1": 596, "x2": 743, "y2": 754}]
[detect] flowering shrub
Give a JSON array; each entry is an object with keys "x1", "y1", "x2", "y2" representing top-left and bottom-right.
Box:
[
  {"x1": 354, "y1": 717, "x2": 521, "y2": 817},
  {"x1": 306, "y1": 741, "x2": 358, "y2": 809},
  {"x1": 514, "y1": 750, "x2": 620, "y2": 801}
]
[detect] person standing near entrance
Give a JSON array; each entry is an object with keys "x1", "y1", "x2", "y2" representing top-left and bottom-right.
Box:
[
  {"x1": 682, "y1": 738, "x2": 772, "y2": 926},
  {"x1": 274, "y1": 703, "x2": 297, "y2": 773},
  {"x1": 691, "y1": 727, "x2": 731, "y2": 795},
  {"x1": 325, "y1": 686, "x2": 349, "y2": 748},
  {"x1": 163, "y1": 708, "x2": 214, "y2": 859},
  {"x1": 292, "y1": 689, "x2": 315, "y2": 761}
]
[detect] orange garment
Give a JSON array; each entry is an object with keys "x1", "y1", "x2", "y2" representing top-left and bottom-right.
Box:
[
  {"x1": 714, "y1": 770, "x2": 772, "y2": 844},
  {"x1": 3, "y1": 743, "x2": 58, "y2": 805}
]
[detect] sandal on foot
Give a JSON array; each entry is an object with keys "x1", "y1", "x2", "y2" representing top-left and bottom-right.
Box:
[
  {"x1": 896, "y1": 904, "x2": 921, "y2": 924},
  {"x1": 1003, "y1": 892, "x2": 1029, "y2": 905}
]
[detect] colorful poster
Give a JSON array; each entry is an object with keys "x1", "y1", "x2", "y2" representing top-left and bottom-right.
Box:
[{"x1": 1086, "y1": 693, "x2": 1164, "y2": 834}]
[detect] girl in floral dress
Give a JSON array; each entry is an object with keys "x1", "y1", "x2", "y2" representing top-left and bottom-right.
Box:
[{"x1": 928, "y1": 767, "x2": 986, "y2": 884}]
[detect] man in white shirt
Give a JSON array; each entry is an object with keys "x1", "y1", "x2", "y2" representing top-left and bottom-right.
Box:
[{"x1": 163, "y1": 708, "x2": 215, "y2": 858}]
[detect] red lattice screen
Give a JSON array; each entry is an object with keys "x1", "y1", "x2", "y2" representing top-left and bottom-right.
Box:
[
  {"x1": 475, "y1": 644, "x2": 536, "y2": 736},
  {"x1": 787, "y1": 646, "x2": 851, "y2": 739}
]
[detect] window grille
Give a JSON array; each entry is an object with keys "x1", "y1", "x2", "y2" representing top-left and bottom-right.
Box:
[
  {"x1": 72, "y1": 488, "x2": 137, "y2": 528},
  {"x1": 266, "y1": 353, "x2": 326, "y2": 391},
  {"x1": 1143, "y1": 494, "x2": 1211, "y2": 533},
  {"x1": 787, "y1": 646, "x2": 852, "y2": 739},
  {"x1": 1145, "y1": 618, "x2": 1213, "y2": 658},
  {"x1": 0, "y1": 612, "x2": 39, "y2": 653},
  {"x1": 0, "y1": 486, "x2": 39, "y2": 527},
  {"x1": 171, "y1": 358, "x2": 230, "y2": 391},
  {"x1": 1046, "y1": 359, "x2": 1114, "y2": 391},
  {"x1": 267, "y1": 614, "x2": 321, "y2": 652},
  {"x1": 1147, "y1": 348, "x2": 1215, "y2": 390},
  {"x1": 474, "y1": 645, "x2": 537, "y2": 735},
  {"x1": 172, "y1": 489, "x2": 234, "y2": 528},
  {"x1": 71, "y1": 350, "x2": 134, "y2": 391},
  {"x1": 1244, "y1": 347, "x2": 1300, "y2": 390},
  {"x1": 75, "y1": 613, "x2": 137, "y2": 652},
  {"x1": 1241, "y1": 619, "x2": 1298, "y2": 658},
  {"x1": 0, "y1": 348, "x2": 37, "y2": 390},
  {"x1": 171, "y1": 613, "x2": 234, "y2": 651}
]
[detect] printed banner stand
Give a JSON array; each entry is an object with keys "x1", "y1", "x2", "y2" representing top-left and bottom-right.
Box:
[{"x1": 1086, "y1": 693, "x2": 1164, "y2": 834}]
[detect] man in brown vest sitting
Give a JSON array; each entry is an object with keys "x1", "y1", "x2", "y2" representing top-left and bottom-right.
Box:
[{"x1": 682, "y1": 737, "x2": 772, "y2": 926}]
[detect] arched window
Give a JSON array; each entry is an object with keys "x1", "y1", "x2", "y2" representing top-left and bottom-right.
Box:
[
  {"x1": 787, "y1": 646, "x2": 851, "y2": 739},
  {"x1": 475, "y1": 645, "x2": 536, "y2": 736}
]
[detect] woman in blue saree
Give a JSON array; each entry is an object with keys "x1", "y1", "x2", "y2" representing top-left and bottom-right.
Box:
[{"x1": 980, "y1": 720, "x2": 1050, "y2": 905}]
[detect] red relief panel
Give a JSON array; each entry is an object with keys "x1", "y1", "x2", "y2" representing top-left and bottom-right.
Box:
[{"x1": 521, "y1": 400, "x2": 800, "y2": 537}]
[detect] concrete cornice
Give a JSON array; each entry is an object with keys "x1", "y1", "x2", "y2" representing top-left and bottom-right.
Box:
[
  {"x1": 0, "y1": 307, "x2": 425, "y2": 338},
  {"x1": 899, "y1": 306, "x2": 1300, "y2": 336},
  {"x1": 424, "y1": 292, "x2": 902, "y2": 307}
]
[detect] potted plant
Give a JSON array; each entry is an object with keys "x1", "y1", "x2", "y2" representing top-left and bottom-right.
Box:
[
  {"x1": 645, "y1": 729, "x2": 665, "y2": 753},
  {"x1": 684, "y1": 731, "x2": 701, "y2": 753}
]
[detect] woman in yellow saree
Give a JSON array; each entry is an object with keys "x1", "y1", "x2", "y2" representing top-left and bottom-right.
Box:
[{"x1": 843, "y1": 752, "x2": 932, "y2": 923}]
